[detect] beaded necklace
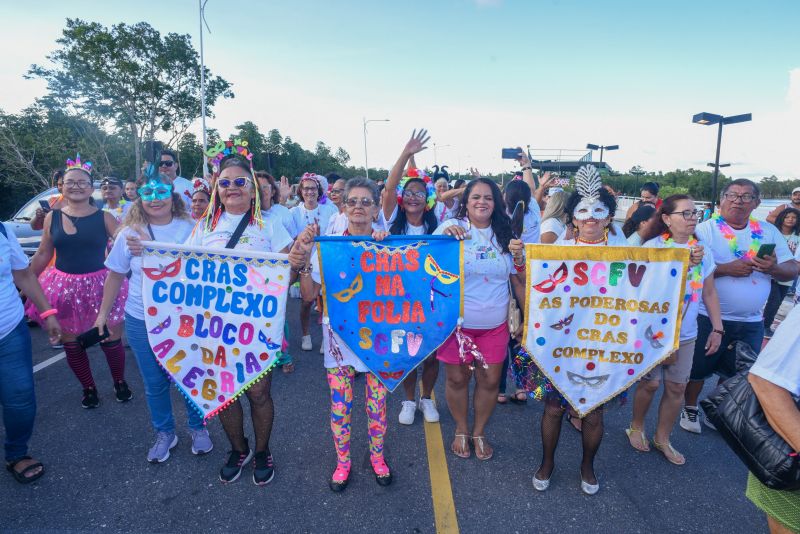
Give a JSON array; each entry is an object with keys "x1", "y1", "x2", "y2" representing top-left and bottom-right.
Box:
[
  {"x1": 661, "y1": 233, "x2": 703, "y2": 305},
  {"x1": 712, "y1": 214, "x2": 762, "y2": 259},
  {"x1": 576, "y1": 227, "x2": 608, "y2": 245}
]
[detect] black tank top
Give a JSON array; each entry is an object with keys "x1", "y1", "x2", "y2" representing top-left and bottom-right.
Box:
[{"x1": 51, "y1": 209, "x2": 108, "y2": 274}]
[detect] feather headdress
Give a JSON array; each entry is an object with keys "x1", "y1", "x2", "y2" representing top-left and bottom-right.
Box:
[{"x1": 574, "y1": 164, "x2": 601, "y2": 203}]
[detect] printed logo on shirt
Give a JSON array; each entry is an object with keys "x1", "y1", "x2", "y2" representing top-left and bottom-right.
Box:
[{"x1": 473, "y1": 244, "x2": 497, "y2": 261}]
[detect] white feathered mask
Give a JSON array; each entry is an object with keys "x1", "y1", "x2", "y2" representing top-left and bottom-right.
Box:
[{"x1": 573, "y1": 165, "x2": 609, "y2": 221}]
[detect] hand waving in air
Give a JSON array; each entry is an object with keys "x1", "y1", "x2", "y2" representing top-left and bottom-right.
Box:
[{"x1": 403, "y1": 129, "x2": 431, "y2": 157}]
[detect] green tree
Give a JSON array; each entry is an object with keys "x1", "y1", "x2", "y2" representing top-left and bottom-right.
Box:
[{"x1": 28, "y1": 18, "x2": 234, "y2": 176}]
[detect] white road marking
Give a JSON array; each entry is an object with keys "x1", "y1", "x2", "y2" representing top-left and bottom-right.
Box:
[{"x1": 33, "y1": 351, "x2": 66, "y2": 373}]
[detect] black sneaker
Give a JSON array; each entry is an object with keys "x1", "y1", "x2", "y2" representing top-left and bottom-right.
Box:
[
  {"x1": 82, "y1": 387, "x2": 99, "y2": 409},
  {"x1": 252, "y1": 452, "x2": 275, "y2": 486},
  {"x1": 219, "y1": 447, "x2": 253, "y2": 484},
  {"x1": 114, "y1": 380, "x2": 133, "y2": 403}
]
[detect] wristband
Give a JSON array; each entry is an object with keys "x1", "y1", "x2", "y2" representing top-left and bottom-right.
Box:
[
  {"x1": 520, "y1": 166, "x2": 532, "y2": 171},
  {"x1": 712, "y1": 329, "x2": 724, "y2": 336},
  {"x1": 40, "y1": 308, "x2": 58, "y2": 320},
  {"x1": 514, "y1": 263, "x2": 526, "y2": 273}
]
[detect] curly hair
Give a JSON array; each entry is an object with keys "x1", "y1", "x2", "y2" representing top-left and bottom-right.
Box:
[{"x1": 455, "y1": 178, "x2": 513, "y2": 253}]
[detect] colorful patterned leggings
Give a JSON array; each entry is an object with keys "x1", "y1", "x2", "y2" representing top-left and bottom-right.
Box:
[{"x1": 326, "y1": 366, "x2": 387, "y2": 468}]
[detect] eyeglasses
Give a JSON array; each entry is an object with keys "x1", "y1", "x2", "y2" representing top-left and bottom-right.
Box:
[
  {"x1": 345, "y1": 197, "x2": 375, "y2": 208},
  {"x1": 138, "y1": 185, "x2": 173, "y2": 201},
  {"x1": 159, "y1": 160, "x2": 175, "y2": 167},
  {"x1": 723, "y1": 192, "x2": 756, "y2": 203},
  {"x1": 301, "y1": 187, "x2": 318, "y2": 193},
  {"x1": 403, "y1": 190, "x2": 427, "y2": 199},
  {"x1": 63, "y1": 180, "x2": 92, "y2": 189},
  {"x1": 669, "y1": 209, "x2": 699, "y2": 221},
  {"x1": 218, "y1": 177, "x2": 252, "y2": 189},
  {"x1": 330, "y1": 188, "x2": 344, "y2": 195}
]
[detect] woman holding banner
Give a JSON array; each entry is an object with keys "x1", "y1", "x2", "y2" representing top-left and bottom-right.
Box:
[
  {"x1": 187, "y1": 156, "x2": 293, "y2": 485},
  {"x1": 434, "y1": 178, "x2": 526, "y2": 461},
  {"x1": 290, "y1": 177, "x2": 393, "y2": 492},
  {"x1": 95, "y1": 174, "x2": 214, "y2": 463},
  {"x1": 628, "y1": 195, "x2": 721, "y2": 465},
  {"x1": 381, "y1": 130, "x2": 442, "y2": 425}
]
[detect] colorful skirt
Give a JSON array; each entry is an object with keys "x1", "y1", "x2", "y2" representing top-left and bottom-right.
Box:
[{"x1": 26, "y1": 267, "x2": 128, "y2": 335}]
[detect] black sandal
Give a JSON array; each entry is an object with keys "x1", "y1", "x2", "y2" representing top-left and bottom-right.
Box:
[
  {"x1": 509, "y1": 391, "x2": 528, "y2": 404},
  {"x1": 6, "y1": 456, "x2": 44, "y2": 484},
  {"x1": 566, "y1": 412, "x2": 582, "y2": 433}
]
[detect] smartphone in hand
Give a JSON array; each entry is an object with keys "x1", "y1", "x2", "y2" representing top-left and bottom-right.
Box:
[
  {"x1": 38, "y1": 200, "x2": 52, "y2": 212},
  {"x1": 501, "y1": 148, "x2": 522, "y2": 159},
  {"x1": 76, "y1": 325, "x2": 110, "y2": 349},
  {"x1": 756, "y1": 243, "x2": 776, "y2": 259}
]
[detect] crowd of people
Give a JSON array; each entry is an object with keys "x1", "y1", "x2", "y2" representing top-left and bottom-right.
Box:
[{"x1": 2, "y1": 130, "x2": 799, "y2": 532}]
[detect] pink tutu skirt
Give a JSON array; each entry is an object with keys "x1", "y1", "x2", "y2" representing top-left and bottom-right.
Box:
[{"x1": 26, "y1": 267, "x2": 128, "y2": 335}]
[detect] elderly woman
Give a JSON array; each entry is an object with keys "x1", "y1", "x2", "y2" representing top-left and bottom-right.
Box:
[
  {"x1": 435, "y1": 178, "x2": 526, "y2": 461},
  {"x1": 291, "y1": 173, "x2": 338, "y2": 351},
  {"x1": 187, "y1": 156, "x2": 293, "y2": 485},
  {"x1": 96, "y1": 174, "x2": 213, "y2": 464},
  {"x1": 629, "y1": 195, "x2": 721, "y2": 465},
  {"x1": 289, "y1": 177, "x2": 393, "y2": 492},
  {"x1": 2, "y1": 222, "x2": 61, "y2": 483}
]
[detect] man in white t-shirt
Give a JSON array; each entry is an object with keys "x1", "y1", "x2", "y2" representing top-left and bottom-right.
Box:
[
  {"x1": 681, "y1": 179, "x2": 798, "y2": 434},
  {"x1": 158, "y1": 150, "x2": 193, "y2": 211}
]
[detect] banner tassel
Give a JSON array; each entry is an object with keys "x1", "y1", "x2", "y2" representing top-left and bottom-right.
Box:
[
  {"x1": 455, "y1": 318, "x2": 487, "y2": 370},
  {"x1": 322, "y1": 316, "x2": 345, "y2": 368}
]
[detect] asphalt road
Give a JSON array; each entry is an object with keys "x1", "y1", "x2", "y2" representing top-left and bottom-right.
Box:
[{"x1": 0, "y1": 297, "x2": 771, "y2": 534}]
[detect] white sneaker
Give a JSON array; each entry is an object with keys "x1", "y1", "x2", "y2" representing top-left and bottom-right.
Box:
[
  {"x1": 301, "y1": 335, "x2": 312, "y2": 351},
  {"x1": 419, "y1": 398, "x2": 440, "y2": 423},
  {"x1": 679, "y1": 407, "x2": 702, "y2": 434},
  {"x1": 398, "y1": 401, "x2": 416, "y2": 425}
]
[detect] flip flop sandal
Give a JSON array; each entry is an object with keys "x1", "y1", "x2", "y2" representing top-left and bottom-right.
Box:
[
  {"x1": 625, "y1": 426, "x2": 651, "y2": 452},
  {"x1": 451, "y1": 433, "x2": 471, "y2": 459},
  {"x1": 6, "y1": 456, "x2": 44, "y2": 484},
  {"x1": 566, "y1": 413, "x2": 582, "y2": 433},
  {"x1": 653, "y1": 440, "x2": 686, "y2": 466},
  {"x1": 472, "y1": 436, "x2": 493, "y2": 461},
  {"x1": 509, "y1": 391, "x2": 528, "y2": 404}
]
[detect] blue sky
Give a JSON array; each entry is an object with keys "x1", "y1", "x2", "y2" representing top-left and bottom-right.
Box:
[{"x1": 3, "y1": 0, "x2": 799, "y2": 178}]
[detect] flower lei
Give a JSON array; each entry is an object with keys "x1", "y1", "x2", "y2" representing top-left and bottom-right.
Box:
[
  {"x1": 662, "y1": 233, "x2": 703, "y2": 304},
  {"x1": 712, "y1": 214, "x2": 762, "y2": 259},
  {"x1": 396, "y1": 168, "x2": 436, "y2": 212}
]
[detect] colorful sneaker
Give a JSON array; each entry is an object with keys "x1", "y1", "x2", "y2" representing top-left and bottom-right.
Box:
[
  {"x1": 679, "y1": 407, "x2": 701, "y2": 434},
  {"x1": 219, "y1": 447, "x2": 253, "y2": 484},
  {"x1": 114, "y1": 380, "x2": 133, "y2": 403},
  {"x1": 81, "y1": 387, "x2": 99, "y2": 409},
  {"x1": 398, "y1": 400, "x2": 416, "y2": 425},
  {"x1": 147, "y1": 432, "x2": 178, "y2": 463},
  {"x1": 419, "y1": 398, "x2": 440, "y2": 423},
  {"x1": 252, "y1": 452, "x2": 275, "y2": 486},
  {"x1": 329, "y1": 463, "x2": 351, "y2": 493},
  {"x1": 190, "y1": 428, "x2": 213, "y2": 455}
]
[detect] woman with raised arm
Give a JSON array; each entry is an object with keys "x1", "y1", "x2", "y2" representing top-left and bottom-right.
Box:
[
  {"x1": 434, "y1": 178, "x2": 526, "y2": 461},
  {"x1": 26, "y1": 155, "x2": 130, "y2": 409},
  {"x1": 289, "y1": 177, "x2": 393, "y2": 492}
]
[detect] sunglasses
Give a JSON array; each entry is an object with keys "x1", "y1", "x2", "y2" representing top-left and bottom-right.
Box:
[
  {"x1": 158, "y1": 160, "x2": 175, "y2": 167},
  {"x1": 345, "y1": 197, "x2": 375, "y2": 208},
  {"x1": 218, "y1": 177, "x2": 252, "y2": 189},
  {"x1": 138, "y1": 185, "x2": 173, "y2": 201},
  {"x1": 403, "y1": 190, "x2": 427, "y2": 199}
]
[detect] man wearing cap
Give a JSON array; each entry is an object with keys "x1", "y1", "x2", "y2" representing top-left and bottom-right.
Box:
[
  {"x1": 100, "y1": 176, "x2": 129, "y2": 223},
  {"x1": 766, "y1": 187, "x2": 800, "y2": 225},
  {"x1": 156, "y1": 149, "x2": 193, "y2": 211}
]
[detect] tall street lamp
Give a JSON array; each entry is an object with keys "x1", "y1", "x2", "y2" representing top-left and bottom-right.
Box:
[
  {"x1": 692, "y1": 112, "x2": 752, "y2": 208},
  {"x1": 363, "y1": 117, "x2": 390, "y2": 181},
  {"x1": 198, "y1": 0, "x2": 211, "y2": 177},
  {"x1": 586, "y1": 143, "x2": 619, "y2": 163}
]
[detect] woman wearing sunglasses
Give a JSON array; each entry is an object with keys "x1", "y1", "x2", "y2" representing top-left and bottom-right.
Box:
[
  {"x1": 94, "y1": 175, "x2": 213, "y2": 463},
  {"x1": 628, "y1": 195, "x2": 721, "y2": 465},
  {"x1": 26, "y1": 155, "x2": 131, "y2": 409},
  {"x1": 187, "y1": 157, "x2": 293, "y2": 486},
  {"x1": 380, "y1": 130, "x2": 442, "y2": 425},
  {"x1": 289, "y1": 177, "x2": 393, "y2": 492}
]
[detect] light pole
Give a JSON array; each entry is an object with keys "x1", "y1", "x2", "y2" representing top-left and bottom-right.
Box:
[
  {"x1": 586, "y1": 143, "x2": 619, "y2": 163},
  {"x1": 362, "y1": 117, "x2": 390, "y2": 181},
  {"x1": 433, "y1": 143, "x2": 452, "y2": 166},
  {"x1": 692, "y1": 112, "x2": 751, "y2": 208},
  {"x1": 199, "y1": 0, "x2": 211, "y2": 176}
]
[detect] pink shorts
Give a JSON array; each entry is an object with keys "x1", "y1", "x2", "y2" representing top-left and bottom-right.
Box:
[{"x1": 437, "y1": 323, "x2": 509, "y2": 365}]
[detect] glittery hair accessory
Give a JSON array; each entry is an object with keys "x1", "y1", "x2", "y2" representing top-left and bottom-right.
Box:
[
  {"x1": 397, "y1": 168, "x2": 436, "y2": 211},
  {"x1": 573, "y1": 164, "x2": 609, "y2": 221},
  {"x1": 65, "y1": 153, "x2": 93, "y2": 175},
  {"x1": 201, "y1": 138, "x2": 263, "y2": 231},
  {"x1": 204, "y1": 138, "x2": 253, "y2": 175}
]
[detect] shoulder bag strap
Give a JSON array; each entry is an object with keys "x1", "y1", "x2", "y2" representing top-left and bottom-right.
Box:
[{"x1": 225, "y1": 212, "x2": 250, "y2": 249}]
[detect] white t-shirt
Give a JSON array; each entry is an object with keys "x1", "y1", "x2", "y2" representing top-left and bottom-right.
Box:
[
  {"x1": 0, "y1": 224, "x2": 30, "y2": 339},
  {"x1": 325, "y1": 211, "x2": 348, "y2": 235},
  {"x1": 643, "y1": 235, "x2": 716, "y2": 341},
  {"x1": 434, "y1": 200, "x2": 459, "y2": 224},
  {"x1": 103, "y1": 201, "x2": 131, "y2": 224},
  {"x1": 291, "y1": 202, "x2": 338, "y2": 236},
  {"x1": 262, "y1": 204, "x2": 298, "y2": 239},
  {"x1": 540, "y1": 217, "x2": 565, "y2": 240},
  {"x1": 105, "y1": 219, "x2": 195, "y2": 320},
  {"x1": 186, "y1": 211, "x2": 293, "y2": 253},
  {"x1": 518, "y1": 208, "x2": 541, "y2": 244},
  {"x1": 750, "y1": 304, "x2": 800, "y2": 396},
  {"x1": 627, "y1": 232, "x2": 644, "y2": 246},
  {"x1": 172, "y1": 177, "x2": 194, "y2": 211},
  {"x1": 777, "y1": 233, "x2": 800, "y2": 286},
  {"x1": 379, "y1": 205, "x2": 433, "y2": 235},
  {"x1": 696, "y1": 218, "x2": 793, "y2": 322},
  {"x1": 435, "y1": 219, "x2": 515, "y2": 329},
  {"x1": 310, "y1": 231, "x2": 368, "y2": 371}
]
